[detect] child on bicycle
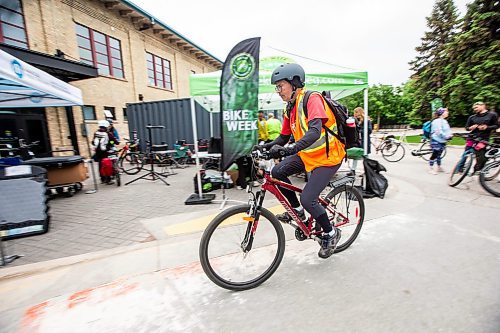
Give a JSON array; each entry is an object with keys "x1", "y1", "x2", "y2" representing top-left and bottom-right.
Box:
[
  {"x1": 429, "y1": 107, "x2": 452, "y2": 174},
  {"x1": 258, "y1": 63, "x2": 345, "y2": 259}
]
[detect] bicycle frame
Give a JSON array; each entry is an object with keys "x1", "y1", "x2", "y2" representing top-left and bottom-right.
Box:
[{"x1": 245, "y1": 170, "x2": 354, "y2": 246}]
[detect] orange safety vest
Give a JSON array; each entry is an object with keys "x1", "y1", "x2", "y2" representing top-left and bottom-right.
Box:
[{"x1": 287, "y1": 90, "x2": 345, "y2": 172}]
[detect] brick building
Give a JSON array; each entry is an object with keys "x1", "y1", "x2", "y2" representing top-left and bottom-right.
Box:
[{"x1": 0, "y1": 0, "x2": 222, "y2": 157}]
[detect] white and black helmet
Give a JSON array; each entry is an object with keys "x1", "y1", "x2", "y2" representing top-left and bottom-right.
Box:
[
  {"x1": 270, "y1": 63, "x2": 305, "y2": 88},
  {"x1": 98, "y1": 120, "x2": 110, "y2": 128}
]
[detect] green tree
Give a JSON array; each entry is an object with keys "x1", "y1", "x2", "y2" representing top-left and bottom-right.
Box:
[
  {"x1": 409, "y1": 0, "x2": 459, "y2": 123},
  {"x1": 439, "y1": 0, "x2": 500, "y2": 126},
  {"x1": 340, "y1": 84, "x2": 413, "y2": 127}
]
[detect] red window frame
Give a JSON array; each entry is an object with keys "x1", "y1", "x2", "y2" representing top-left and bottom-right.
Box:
[
  {"x1": 0, "y1": 0, "x2": 29, "y2": 49},
  {"x1": 146, "y1": 52, "x2": 172, "y2": 90},
  {"x1": 75, "y1": 23, "x2": 124, "y2": 79}
]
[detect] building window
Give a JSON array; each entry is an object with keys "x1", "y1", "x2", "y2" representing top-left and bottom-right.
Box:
[
  {"x1": 123, "y1": 108, "x2": 127, "y2": 121},
  {"x1": 75, "y1": 23, "x2": 124, "y2": 79},
  {"x1": 0, "y1": 0, "x2": 29, "y2": 49},
  {"x1": 104, "y1": 106, "x2": 116, "y2": 120},
  {"x1": 146, "y1": 52, "x2": 172, "y2": 90},
  {"x1": 82, "y1": 105, "x2": 96, "y2": 120}
]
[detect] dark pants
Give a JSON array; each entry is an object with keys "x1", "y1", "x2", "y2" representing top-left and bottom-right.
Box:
[
  {"x1": 457, "y1": 146, "x2": 487, "y2": 172},
  {"x1": 235, "y1": 156, "x2": 252, "y2": 188},
  {"x1": 429, "y1": 140, "x2": 446, "y2": 166},
  {"x1": 271, "y1": 154, "x2": 340, "y2": 233}
]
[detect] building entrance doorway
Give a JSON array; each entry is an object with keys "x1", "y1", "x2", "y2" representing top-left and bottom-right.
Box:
[{"x1": 0, "y1": 108, "x2": 51, "y2": 157}]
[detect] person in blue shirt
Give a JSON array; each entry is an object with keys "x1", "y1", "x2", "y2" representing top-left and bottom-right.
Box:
[{"x1": 429, "y1": 107, "x2": 452, "y2": 174}]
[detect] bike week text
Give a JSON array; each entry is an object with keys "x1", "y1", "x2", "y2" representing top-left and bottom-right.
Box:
[{"x1": 223, "y1": 110, "x2": 257, "y2": 131}]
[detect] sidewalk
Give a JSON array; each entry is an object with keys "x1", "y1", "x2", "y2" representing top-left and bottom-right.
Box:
[
  {"x1": 1, "y1": 146, "x2": 499, "y2": 332},
  {"x1": 2, "y1": 164, "x2": 250, "y2": 266}
]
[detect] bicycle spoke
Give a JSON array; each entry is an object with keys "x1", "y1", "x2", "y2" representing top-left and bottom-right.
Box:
[
  {"x1": 204, "y1": 210, "x2": 281, "y2": 285},
  {"x1": 480, "y1": 160, "x2": 500, "y2": 197},
  {"x1": 324, "y1": 186, "x2": 365, "y2": 253}
]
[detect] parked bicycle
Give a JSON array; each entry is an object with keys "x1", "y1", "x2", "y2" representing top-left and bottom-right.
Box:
[
  {"x1": 370, "y1": 132, "x2": 405, "y2": 162},
  {"x1": 411, "y1": 137, "x2": 447, "y2": 161},
  {"x1": 119, "y1": 148, "x2": 185, "y2": 176},
  {"x1": 107, "y1": 149, "x2": 121, "y2": 186},
  {"x1": 117, "y1": 138, "x2": 142, "y2": 174},
  {"x1": 199, "y1": 150, "x2": 365, "y2": 291}
]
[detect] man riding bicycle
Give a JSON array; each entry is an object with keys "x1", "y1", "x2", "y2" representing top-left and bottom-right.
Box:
[
  {"x1": 258, "y1": 63, "x2": 345, "y2": 259},
  {"x1": 464, "y1": 102, "x2": 498, "y2": 172}
]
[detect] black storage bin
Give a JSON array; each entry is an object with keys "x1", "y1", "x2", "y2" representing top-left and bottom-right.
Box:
[{"x1": 0, "y1": 165, "x2": 50, "y2": 240}]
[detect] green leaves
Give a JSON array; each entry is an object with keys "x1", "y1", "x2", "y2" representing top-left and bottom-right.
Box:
[{"x1": 409, "y1": 0, "x2": 499, "y2": 126}]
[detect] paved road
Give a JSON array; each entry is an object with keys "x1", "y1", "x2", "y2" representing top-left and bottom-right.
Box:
[{"x1": 1, "y1": 145, "x2": 499, "y2": 332}]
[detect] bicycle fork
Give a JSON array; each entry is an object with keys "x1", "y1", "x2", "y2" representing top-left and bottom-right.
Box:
[{"x1": 241, "y1": 189, "x2": 266, "y2": 252}]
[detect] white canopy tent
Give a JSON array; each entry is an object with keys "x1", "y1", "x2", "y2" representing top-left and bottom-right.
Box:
[
  {"x1": 0, "y1": 49, "x2": 83, "y2": 107},
  {"x1": 0, "y1": 49, "x2": 100, "y2": 192}
]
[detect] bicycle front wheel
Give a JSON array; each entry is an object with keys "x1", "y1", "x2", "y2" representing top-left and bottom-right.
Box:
[
  {"x1": 119, "y1": 153, "x2": 144, "y2": 175},
  {"x1": 381, "y1": 140, "x2": 405, "y2": 162},
  {"x1": 199, "y1": 205, "x2": 285, "y2": 291},
  {"x1": 449, "y1": 152, "x2": 473, "y2": 187},
  {"x1": 479, "y1": 160, "x2": 500, "y2": 197},
  {"x1": 324, "y1": 186, "x2": 365, "y2": 253}
]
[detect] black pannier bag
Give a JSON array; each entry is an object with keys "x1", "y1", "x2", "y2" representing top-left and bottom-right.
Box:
[{"x1": 363, "y1": 158, "x2": 388, "y2": 199}]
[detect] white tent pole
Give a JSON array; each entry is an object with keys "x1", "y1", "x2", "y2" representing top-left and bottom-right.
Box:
[
  {"x1": 190, "y1": 98, "x2": 204, "y2": 198},
  {"x1": 363, "y1": 88, "x2": 369, "y2": 155},
  {"x1": 209, "y1": 111, "x2": 214, "y2": 137}
]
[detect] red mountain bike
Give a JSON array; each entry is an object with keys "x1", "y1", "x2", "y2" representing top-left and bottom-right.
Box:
[{"x1": 199, "y1": 150, "x2": 365, "y2": 291}]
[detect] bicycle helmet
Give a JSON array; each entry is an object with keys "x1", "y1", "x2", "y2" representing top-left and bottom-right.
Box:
[
  {"x1": 98, "y1": 120, "x2": 110, "y2": 128},
  {"x1": 270, "y1": 63, "x2": 305, "y2": 88}
]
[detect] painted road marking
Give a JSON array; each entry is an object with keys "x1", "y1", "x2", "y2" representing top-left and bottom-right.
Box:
[{"x1": 164, "y1": 205, "x2": 284, "y2": 236}]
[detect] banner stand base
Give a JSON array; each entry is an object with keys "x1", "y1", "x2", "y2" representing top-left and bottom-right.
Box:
[{"x1": 184, "y1": 193, "x2": 216, "y2": 205}]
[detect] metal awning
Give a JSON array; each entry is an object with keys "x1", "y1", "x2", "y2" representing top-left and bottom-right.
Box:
[{"x1": 0, "y1": 43, "x2": 97, "y2": 82}]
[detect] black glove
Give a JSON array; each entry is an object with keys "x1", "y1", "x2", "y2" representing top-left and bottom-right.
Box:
[
  {"x1": 269, "y1": 145, "x2": 296, "y2": 159},
  {"x1": 253, "y1": 145, "x2": 265, "y2": 153}
]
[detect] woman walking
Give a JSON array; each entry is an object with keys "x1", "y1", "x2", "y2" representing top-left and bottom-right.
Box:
[{"x1": 429, "y1": 107, "x2": 452, "y2": 174}]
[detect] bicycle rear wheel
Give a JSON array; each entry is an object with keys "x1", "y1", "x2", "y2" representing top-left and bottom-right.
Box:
[
  {"x1": 449, "y1": 152, "x2": 473, "y2": 187},
  {"x1": 479, "y1": 160, "x2": 500, "y2": 197},
  {"x1": 420, "y1": 141, "x2": 447, "y2": 161},
  {"x1": 323, "y1": 186, "x2": 365, "y2": 253},
  {"x1": 119, "y1": 153, "x2": 144, "y2": 175},
  {"x1": 199, "y1": 204, "x2": 285, "y2": 291},
  {"x1": 419, "y1": 141, "x2": 433, "y2": 161},
  {"x1": 381, "y1": 140, "x2": 405, "y2": 162}
]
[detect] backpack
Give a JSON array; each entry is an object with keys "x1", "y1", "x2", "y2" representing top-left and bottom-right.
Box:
[
  {"x1": 422, "y1": 121, "x2": 432, "y2": 139},
  {"x1": 93, "y1": 131, "x2": 109, "y2": 152},
  {"x1": 302, "y1": 91, "x2": 359, "y2": 158}
]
